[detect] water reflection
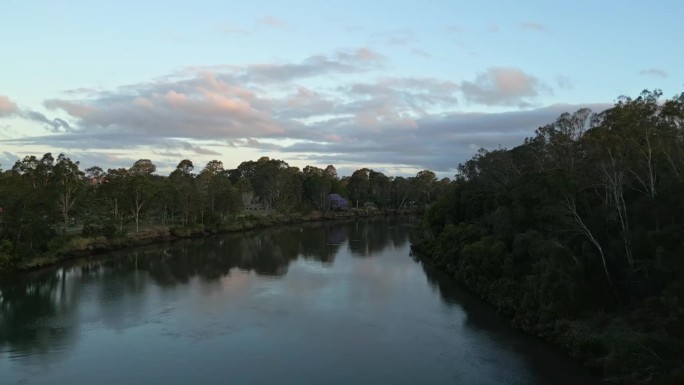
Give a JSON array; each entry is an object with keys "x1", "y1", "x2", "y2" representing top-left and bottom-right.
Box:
[
  {"x1": 0, "y1": 217, "x2": 599, "y2": 385},
  {"x1": 0, "y1": 218, "x2": 413, "y2": 358},
  {"x1": 415, "y1": 255, "x2": 601, "y2": 385}
]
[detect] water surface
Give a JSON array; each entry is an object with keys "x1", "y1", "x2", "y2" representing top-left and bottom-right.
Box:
[{"x1": 0, "y1": 218, "x2": 599, "y2": 384}]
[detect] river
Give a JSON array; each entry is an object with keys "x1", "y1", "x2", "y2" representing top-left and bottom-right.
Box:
[{"x1": 0, "y1": 218, "x2": 599, "y2": 384}]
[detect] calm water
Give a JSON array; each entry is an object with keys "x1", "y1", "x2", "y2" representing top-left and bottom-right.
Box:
[{"x1": 0, "y1": 218, "x2": 599, "y2": 384}]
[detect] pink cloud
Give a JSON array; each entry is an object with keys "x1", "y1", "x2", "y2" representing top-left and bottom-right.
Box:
[
  {"x1": 461, "y1": 67, "x2": 547, "y2": 107},
  {"x1": 0, "y1": 95, "x2": 18, "y2": 117}
]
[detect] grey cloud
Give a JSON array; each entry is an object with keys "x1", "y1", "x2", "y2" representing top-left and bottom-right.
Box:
[
  {"x1": 520, "y1": 22, "x2": 548, "y2": 32},
  {"x1": 163, "y1": 49, "x2": 382, "y2": 86},
  {"x1": 0, "y1": 151, "x2": 20, "y2": 170},
  {"x1": 241, "y1": 48, "x2": 384, "y2": 83},
  {"x1": 152, "y1": 150, "x2": 184, "y2": 159},
  {"x1": 461, "y1": 67, "x2": 548, "y2": 107},
  {"x1": 638, "y1": 68, "x2": 668, "y2": 78},
  {"x1": 372, "y1": 29, "x2": 416, "y2": 46},
  {"x1": 410, "y1": 48, "x2": 432, "y2": 58},
  {"x1": 21, "y1": 110, "x2": 72, "y2": 132},
  {"x1": 556, "y1": 75, "x2": 573, "y2": 89},
  {"x1": 338, "y1": 77, "x2": 459, "y2": 123},
  {"x1": 279, "y1": 103, "x2": 611, "y2": 173},
  {"x1": 179, "y1": 141, "x2": 222, "y2": 156},
  {"x1": 0, "y1": 95, "x2": 72, "y2": 131},
  {"x1": 220, "y1": 22, "x2": 249, "y2": 36},
  {"x1": 257, "y1": 16, "x2": 293, "y2": 30}
]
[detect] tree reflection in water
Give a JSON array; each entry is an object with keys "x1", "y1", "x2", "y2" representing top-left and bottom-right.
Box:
[{"x1": 0, "y1": 217, "x2": 415, "y2": 358}]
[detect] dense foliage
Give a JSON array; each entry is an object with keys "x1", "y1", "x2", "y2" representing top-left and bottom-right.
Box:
[
  {"x1": 416, "y1": 90, "x2": 684, "y2": 384},
  {"x1": 0, "y1": 155, "x2": 443, "y2": 269}
]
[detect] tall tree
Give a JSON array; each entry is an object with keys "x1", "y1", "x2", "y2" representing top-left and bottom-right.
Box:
[
  {"x1": 53, "y1": 154, "x2": 84, "y2": 235},
  {"x1": 128, "y1": 159, "x2": 157, "y2": 232},
  {"x1": 170, "y1": 159, "x2": 197, "y2": 226}
]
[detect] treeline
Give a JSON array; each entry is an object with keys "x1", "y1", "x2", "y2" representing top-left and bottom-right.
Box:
[
  {"x1": 0, "y1": 154, "x2": 447, "y2": 268},
  {"x1": 416, "y1": 90, "x2": 684, "y2": 384}
]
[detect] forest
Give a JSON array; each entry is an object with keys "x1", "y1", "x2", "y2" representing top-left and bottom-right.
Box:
[
  {"x1": 415, "y1": 90, "x2": 684, "y2": 384},
  {"x1": 0, "y1": 152, "x2": 446, "y2": 270}
]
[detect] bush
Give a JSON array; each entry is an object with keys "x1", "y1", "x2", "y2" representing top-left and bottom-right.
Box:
[{"x1": 0, "y1": 239, "x2": 15, "y2": 269}]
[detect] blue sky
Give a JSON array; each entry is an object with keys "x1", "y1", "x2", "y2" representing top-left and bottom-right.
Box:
[{"x1": 1, "y1": 0, "x2": 681, "y2": 177}]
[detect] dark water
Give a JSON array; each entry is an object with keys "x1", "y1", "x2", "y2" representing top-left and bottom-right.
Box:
[{"x1": 0, "y1": 218, "x2": 599, "y2": 385}]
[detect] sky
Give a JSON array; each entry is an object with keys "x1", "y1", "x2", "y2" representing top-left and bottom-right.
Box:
[{"x1": 1, "y1": 0, "x2": 682, "y2": 178}]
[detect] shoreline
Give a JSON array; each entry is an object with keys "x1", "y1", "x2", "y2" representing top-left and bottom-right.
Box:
[
  {"x1": 3, "y1": 209, "x2": 418, "y2": 275},
  {"x1": 409, "y1": 241, "x2": 605, "y2": 378}
]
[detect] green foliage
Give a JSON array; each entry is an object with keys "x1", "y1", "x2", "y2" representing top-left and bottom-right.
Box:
[
  {"x1": 0, "y1": 240, "x2": 15, "y2": 269},
  {"x1": 416, "y1": 89, "x2": 684, "y2": 384}
]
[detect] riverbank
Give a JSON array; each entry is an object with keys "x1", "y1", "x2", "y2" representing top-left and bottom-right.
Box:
[
  {"x1": 410, "y1": 239, "x2": 684, "y2": 385},
  {"x1": 1, "y1": 217, "x2": 600, "y2": 385},
  {"x1": 3, "y1": 208, "x2": 417, "y2": 273}
]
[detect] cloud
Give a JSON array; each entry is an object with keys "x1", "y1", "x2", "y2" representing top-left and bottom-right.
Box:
[
  {"x1": 241, "y1": 48, "x2": 384, "y2": 83},
  {"x1": 2, "y1": 49, "x2": 596, "y2": 176},
  {"x1": 343, "y1": 77, "x2": 459, "y2": 119},
  {"x1": 21, "y1": 110, "x2": 72, "y2": 132},
  {"x1": 410, "y1": 48, "x2": 432, "y2": 58},
  {"x1": 0, "y1": 151, "x2": 20, "y2": 170},
  {"x1": 556, "y1": 75, "x2": 573, "y2": 89},
  {"x1": 461, "y1": 67, "x2": 548, "y2": 107},
  {"x1": 282, "y1": 103, "x2": 612, "y2": 173},
  {"x1": 0, "y1": 95, "x2": 18, "y2": 117},
  {"x1": 220, "y1": 22, "x2": 249, "y2": 36},
  {"x1": 0, "y1": 95, "x2": 72, "y2": 131},
  {"x1": 372, "y1": 29, "x2": 416, "y2": 46},
  {"x1": 31, "y1": 48, "x2": 386, "y2": 150},
  {"x1": 520, "y1": 22, "x2": 548, "y2": 32},
  {"x1": 638, "y1": 68, "x2": 668, "y2": 78},
  {"x1": 257, "y1": 16, "x2": 293, "y2": 30},
  {"x1": 179, "y1": 141, "x2": 222, "y2": 156},
  {"x1": 44, "y1": 75, "x2": 283, "y2": 140}
]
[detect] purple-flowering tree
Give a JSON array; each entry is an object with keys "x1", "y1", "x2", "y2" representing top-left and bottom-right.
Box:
[{"x1": 327, "y1": 193, "x2": 348, "y2": 211}]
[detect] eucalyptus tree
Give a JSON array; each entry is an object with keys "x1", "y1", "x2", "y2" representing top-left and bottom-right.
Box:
[
  {"x1": 412, "y1": 170, "x2": 438, "y2": 207},
  {"x1": 391, "y1": 176, "x2": 411, "y2": 209},
  {"x1": 302, "y1": 166, "x2": 329, "y2": 211},
  {"x1": 197, "y1": 160, "x2": 235, "y2": 223},
  {"x1": 128, "y1": 159, "x2": 157, "y2": 232},
  {"x1": 170, "y1": 159, "x2": 197, "y2": 226},
  {"x1": 102, "y1": 168, "x2": 130, "y2": 232},
  {"x1": 369, "y1": 170, "x2": 391, "y2": 208},
  {"x1": 347, "y1": 168, "x2": 370, "y2": 208}
]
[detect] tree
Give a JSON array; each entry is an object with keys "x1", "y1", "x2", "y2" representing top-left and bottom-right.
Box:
[
  {"x1": 391, "y1": 176, "x2": 411, "y2": 209},
  {"x1": 102, "y1": 168, "x2": 129, "y2": 232},
  {"x1": 369, "y1": 170, "x2": 391, "y2": 208},
  {"x1": 412, "y1": 170, "x2": 438, "y2": 206},
  {"x1": 128, "y1": 159, "x2": 157, "y2": 232},
  {"x1": 53, "y1": 154, "x2": 84, "y2": 235},
  {"x1": 348, "y1": 168, "x2": 371, "y2": 208},
  {"x1": 328, "y1": 193, "x2": 348, "y2": 211},
  {"x1": 197, "y1": 160, "x2": 233, "y2": 223},
  {"x1": 170, "y1": 159, "x2": 197, "y2": 226}
]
